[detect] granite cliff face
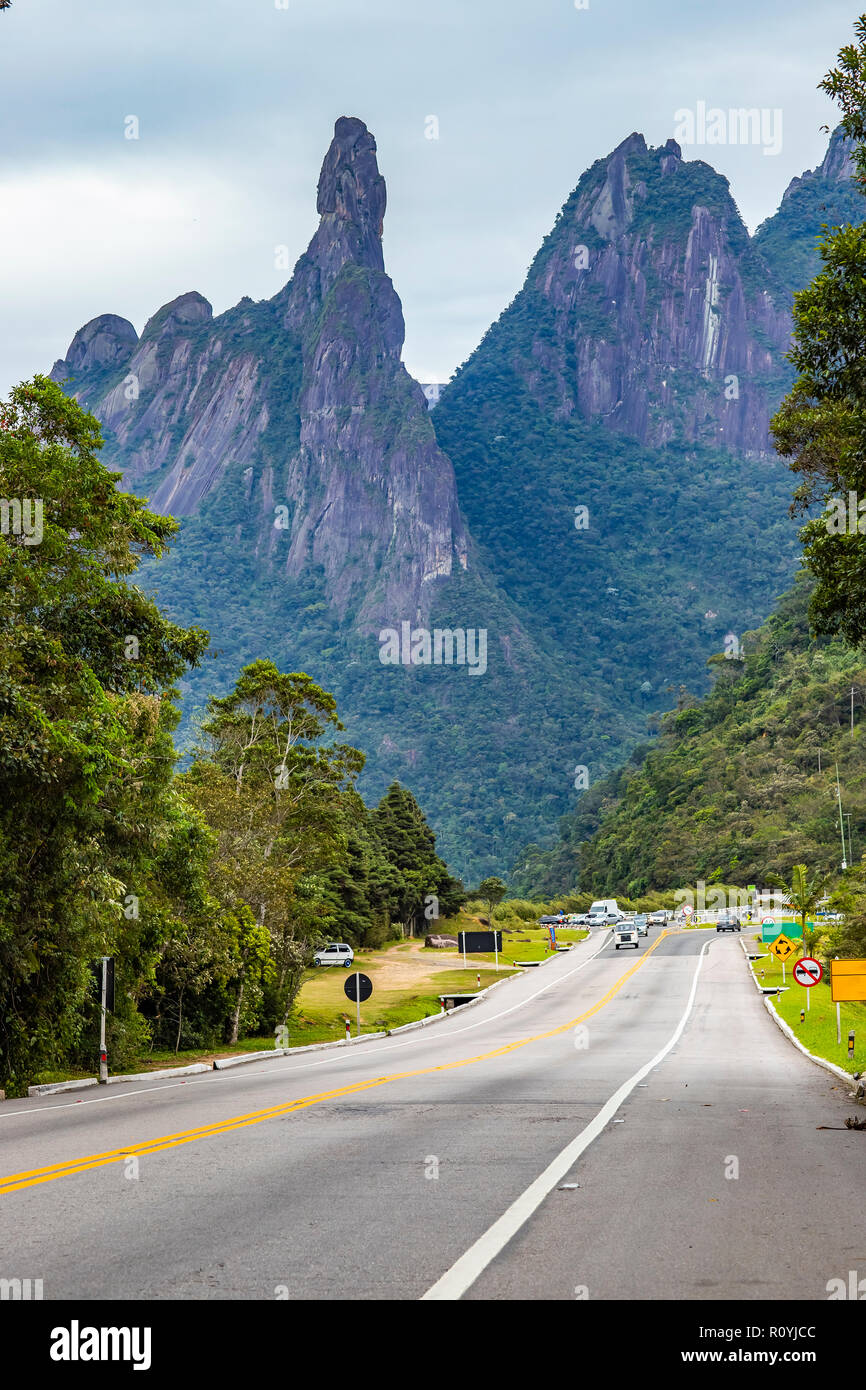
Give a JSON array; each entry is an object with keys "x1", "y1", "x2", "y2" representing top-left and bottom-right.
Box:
[
  {"x1": 483, "y1": 132, "x2": 796, "y2": 455},
  {"x1": 51, "y1": 117, "x2": 467, "y2": 630},
  {"x1": 272, "y1": 118, "x2": 468, "y2": 626}
]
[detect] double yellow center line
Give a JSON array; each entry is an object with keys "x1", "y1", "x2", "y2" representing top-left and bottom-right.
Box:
[{"x1": 1, "y1": 931, "x2": 671, "y2": 1196}]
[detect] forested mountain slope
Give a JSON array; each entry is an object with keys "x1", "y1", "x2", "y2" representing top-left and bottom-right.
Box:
[{"x1": 512, "y1": 575, "x2": 866, "y2": 896}]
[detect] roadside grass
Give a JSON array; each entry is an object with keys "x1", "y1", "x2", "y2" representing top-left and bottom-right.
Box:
[
  {"x1": 466, "y1": 927, "x2": 588, "y2": 968},
  {"x1": 289, "y1": 953, "x2": 511, "y2": 1040},
  {"x1": 746, "y1": 951, "x2": 866, "y2": 1076}
]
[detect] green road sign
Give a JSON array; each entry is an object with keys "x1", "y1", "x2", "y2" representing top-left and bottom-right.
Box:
[{"x1": 761, "y1": 919, "x2": 812, "y2": 943}]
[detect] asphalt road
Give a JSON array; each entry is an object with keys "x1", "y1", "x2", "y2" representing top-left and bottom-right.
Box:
[{"x1": 2, "y1": 928, "x2": 864, "y2": 1300}]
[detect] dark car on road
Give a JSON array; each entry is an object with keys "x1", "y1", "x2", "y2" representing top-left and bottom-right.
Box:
[{"x1": 716, "y1": 913, "x2": 741, "y2": 933}]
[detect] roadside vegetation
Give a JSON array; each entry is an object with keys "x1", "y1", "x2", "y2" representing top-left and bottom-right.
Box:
[{"x1": 0, "y1": 379, "x2": 464, "y2": 1096}]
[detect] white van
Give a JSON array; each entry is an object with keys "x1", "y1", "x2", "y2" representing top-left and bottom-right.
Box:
[{"x1": 588, "y1": 898, "x2": 624, "y2": 925}]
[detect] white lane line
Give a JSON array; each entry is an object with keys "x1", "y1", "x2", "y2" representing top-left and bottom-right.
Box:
[
  {"x1": 421, "y1": 937, "x2": 711, "y2": 1301},
  {"x1": 0, "y1": 933, "x2": 616, "y2": 1119}
]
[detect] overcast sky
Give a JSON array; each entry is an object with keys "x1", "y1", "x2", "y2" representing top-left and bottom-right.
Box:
[{"x1": 0, "y1": 0, "x2": 857, "y2": 398}]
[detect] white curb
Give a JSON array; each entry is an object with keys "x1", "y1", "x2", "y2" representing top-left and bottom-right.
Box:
[
  {"x1": 213, "y1": 1033, "x2": 390, "y2": 1068},
  {"x1": 106, "y1": 1062, "x2": 212, "y2": 1084},
  {"x1": 213, "y1": 1049, "x2": 288, "y2": 1070},
  {"x1": 27, "y1": 1077, "x2": 99, "y2": 1097}
]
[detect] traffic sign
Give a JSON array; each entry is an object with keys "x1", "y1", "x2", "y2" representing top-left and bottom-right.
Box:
[
  {"x1": 682, "y1": 904, "x2": 693, "y2": 916},
  {"x1": 768, "y1": 933, "x2": 796, "y2": 961},
  {"x1": 830, "y1": 960, "x2": 866, "y2": 1003},
  {"x1": 762, "y1": 917, "x2": 776, "y2": 926},
  {"x1": 793, "y1": 957, "x2": 822, "y2": 988},
  {"x1": 344, "y1": 972, "x2": 372, "y2": 1003}
]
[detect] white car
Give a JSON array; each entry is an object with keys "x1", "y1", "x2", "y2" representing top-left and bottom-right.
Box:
[
  {"x1": 312, "y1": 942, "x2": 355, "y2": 967},
  {"x1": 613, "y1": 925, "x2": 639, "y2": 950}
]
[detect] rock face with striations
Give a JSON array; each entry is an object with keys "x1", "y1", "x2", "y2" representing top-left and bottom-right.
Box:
[
  {"x1": 50, "y1": 117, "x2": 467, "y2": 630},
  {"x1": 480, "y1": 131, "x2": 797, "y2": 455}
]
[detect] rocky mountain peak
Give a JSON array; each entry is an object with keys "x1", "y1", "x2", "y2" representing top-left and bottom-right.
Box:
[
  {"x1": 780, "y1": 126, "x2": 857, "y2": 204},
  {"x1": 304, "y1": 116, "x2": 387, "y2": 290},
  {"x1": 52, "y1": 313, "x2": 138, "y2": 378},
  {"x1": 141, "y1": 291, "x2": 213, "y2": 341},
  {"x1": 520, "y1": 131, "x2": 787, "y2": 451},
  {"x1": 820, "y1": 125, "x2": 857, "y2": 182},
  {"x1": 660, "y1": 137, "x2": 682, "y2": 173}
]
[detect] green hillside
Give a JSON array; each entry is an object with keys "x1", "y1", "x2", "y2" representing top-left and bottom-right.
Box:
[{"x1": 512, "y1": 573, "x2": 866, "y2": 896}]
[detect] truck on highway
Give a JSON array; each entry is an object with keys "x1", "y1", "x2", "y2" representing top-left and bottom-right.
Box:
[{"x1": 588, "y1": 898, "x2": 624, "y2": 925}]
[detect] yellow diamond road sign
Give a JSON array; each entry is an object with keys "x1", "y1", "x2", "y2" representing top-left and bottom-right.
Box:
[{"x1": 769, "y1": 933, "x2": 796, "y2": 961}]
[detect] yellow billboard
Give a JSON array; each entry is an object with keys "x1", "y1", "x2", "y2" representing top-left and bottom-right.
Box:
[{"x1": 830, "y1": 960, "x2": 866, "y2": 1003}]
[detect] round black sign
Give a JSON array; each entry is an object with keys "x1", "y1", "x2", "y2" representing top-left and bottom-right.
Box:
[{"x1": 344, "y1": 972, "x2": 373, "y2": 1003}]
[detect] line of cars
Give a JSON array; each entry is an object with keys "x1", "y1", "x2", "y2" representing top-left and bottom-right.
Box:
[
  {"x1": 541, "y1": 900, "x2": 674, "y2": 949},
  {"x1": 584, "y1": 900, "x2": 672, "y2": 950}
]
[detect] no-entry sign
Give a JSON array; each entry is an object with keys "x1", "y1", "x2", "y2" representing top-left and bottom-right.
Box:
[{"x1": 793, "y1": 957, "x2": 822, "y2": 988}]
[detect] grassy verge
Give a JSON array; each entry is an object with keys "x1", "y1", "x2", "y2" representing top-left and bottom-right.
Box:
[
  {"x1": 746, "y1": 950, "x2": 866, "y2": 1076},
  {"x1": 465, "y1": 927, "x2": 587, "y2": 967}
]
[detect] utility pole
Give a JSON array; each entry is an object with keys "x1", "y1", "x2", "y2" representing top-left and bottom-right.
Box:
[
  {"x1": 846, "y1": 813, "x2": 854, "y2": 866},
  {"x1": 852, "y1": 687, "x2": 856, "y2": 734},
  {"x1": 836, "y1": 763, "x2": 848, "y2": 870}
]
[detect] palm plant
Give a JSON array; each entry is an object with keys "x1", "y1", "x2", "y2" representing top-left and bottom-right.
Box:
[{"x1": 788, "y1": 863, "x2": 831, "y2": 956}]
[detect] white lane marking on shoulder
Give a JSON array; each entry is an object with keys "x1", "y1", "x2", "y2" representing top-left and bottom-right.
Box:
[
  {"x1": 0, "y1": 933, "x2": 618, "y2": 1119},
  {"x1": 420, "y1": 938, "x2": 711, "y2": 1301}
]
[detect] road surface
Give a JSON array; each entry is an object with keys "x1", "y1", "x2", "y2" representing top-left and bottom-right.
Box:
[{"x1": 2, "y1": 929, "x2": 864, "y2": 1300}]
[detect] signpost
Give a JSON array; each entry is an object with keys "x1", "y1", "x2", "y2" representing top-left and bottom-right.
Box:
[
  {"x1": 793, "y1": 956, "x2": 822, "y2": 1012},
  {"x1": 343, "y1": 971, "x2": 373, "y2": 1039},
  {"x1": 768, "y1": 932, "x2": 796, "y2": 984}
]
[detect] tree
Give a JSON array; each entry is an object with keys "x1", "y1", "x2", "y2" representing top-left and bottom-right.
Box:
[
  {"x1": 0, "y1": 377, "x2": 209, "y2": 1091},
  {"x1": 478, "y1": 876, "x2": 507, "y2": 924},
  {"x1": 770, "y1": 17, "x2": 866, "y2": 643},
  {"x1": 180, "y1": 660, "x2": 364, "y2": 1035},
  {"x1": 786, "y1": 863, "x2": 831, "y2": 956},
  {"x1": 373, "y1": 782, "x2": 462, "y2": 932},
  {"x1": 820, "y1": 15, "x2": 866, "y2": 189}
]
